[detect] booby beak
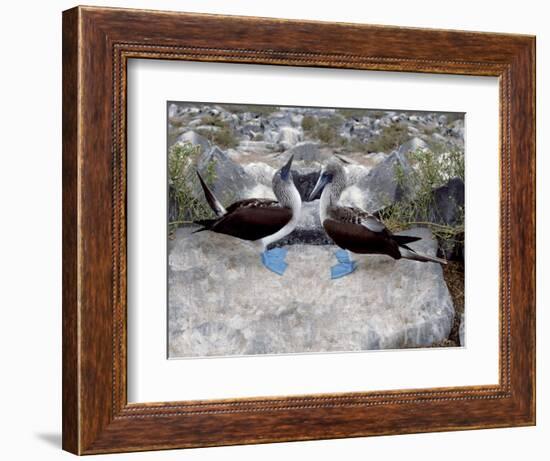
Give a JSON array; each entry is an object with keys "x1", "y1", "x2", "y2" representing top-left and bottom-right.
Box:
[
  {"x1": 309, "y1": 172, "x2": 330, "y2": 201},
  {"x1": 280, "y1": 154, "x2": 294, "y2": 181}
]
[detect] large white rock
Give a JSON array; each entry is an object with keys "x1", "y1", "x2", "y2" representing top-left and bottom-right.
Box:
[{"x1": 168, "y1": 227, "x2": 455, "y2": 357}]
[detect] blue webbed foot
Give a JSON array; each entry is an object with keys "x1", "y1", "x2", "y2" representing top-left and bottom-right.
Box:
[
  {"x1": 261, "y1": 247, "x2": 289, "y2": 275},
  {"x1": 330, "y1": 249, "x2": 357, "y2": 279}
]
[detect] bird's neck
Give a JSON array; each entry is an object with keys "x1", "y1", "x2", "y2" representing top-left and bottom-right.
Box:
[
  {"x1": 319, "y1": 182, "x2": 343, "y2": 223},
  {"x1": 276, "y1": 181, "x2": 302, "y2": 215}
]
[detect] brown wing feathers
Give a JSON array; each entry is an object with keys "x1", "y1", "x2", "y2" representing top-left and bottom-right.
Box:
[
  {"x1": 194, "y1": 171, "x2": 292, "y2": 241},
  {"x1": 324, "y1": 206, "x2": 421, "y2": 259},
  {"x1": 323, "y1": 219, "x2": 402, "y2": 259},
  {"x1": 207, "y1": 205, "x2": 292, "y2": 241},
  {"x1": 194, "y1": 196, "x2": 292, "y2": 241}
]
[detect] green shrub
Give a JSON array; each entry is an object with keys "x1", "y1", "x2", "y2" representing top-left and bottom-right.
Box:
[
  {"x1": 378, "y1": 147, "x2": 464, "y2": 248},
  {"x1": 168, "y1": 142, "x2": 217, "y2": 234}
]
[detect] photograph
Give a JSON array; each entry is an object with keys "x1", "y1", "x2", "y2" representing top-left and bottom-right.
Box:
[{"x1": 167, "y1": 102, "x2": 465, "y2": 358}]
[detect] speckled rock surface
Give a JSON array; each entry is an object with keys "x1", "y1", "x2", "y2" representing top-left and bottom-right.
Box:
[
  {"x1": 168, "y1": 227, "x2": 455, "y2": 357},
  {"x1": 459, "y1": 313, "x2": 465, "y2": 346}
]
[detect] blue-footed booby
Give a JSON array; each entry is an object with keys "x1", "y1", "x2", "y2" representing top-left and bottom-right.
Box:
[
  {"x1": 309, "y1": 159, "x2": 447, "y2": 279},
  {"x1": 195, "y1": 155, "x2": 302, "y2": 275}
]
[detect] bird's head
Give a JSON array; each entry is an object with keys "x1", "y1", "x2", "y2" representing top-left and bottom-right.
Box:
[
  {"x1": 308, "y1": 158, "x2": 345, "y2": 201},
  {"x1": 274, "y1": 154, "x2": 294, "y2": 183}
]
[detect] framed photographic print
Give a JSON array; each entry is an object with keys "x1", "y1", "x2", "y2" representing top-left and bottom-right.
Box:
[{"x1": 62, "y1": 5, "x2": 535, "y2": 455}]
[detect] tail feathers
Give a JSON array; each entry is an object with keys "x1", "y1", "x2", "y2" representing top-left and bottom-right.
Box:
[
  {"x1": 192, "y1": 227, "x2": 209, "y2": 234},
  {"x1": 196, "y1": 171, "x2": 226, "y2": 217},
  {"x1": 192, "y1": 218, "x2": 217, "y2": 233},
  {"x1": 400, "y1": 247, "x2": 447, "y2": 265},
  {"x1": 392, "y1": 234, "x2": 422, "y2": 245}
]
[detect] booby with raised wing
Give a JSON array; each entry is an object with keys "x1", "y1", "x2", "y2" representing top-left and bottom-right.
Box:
[
  {"x1": 195, "y1": 155, "x2": 301, "y2": 275},
  {"x1": 309, "y1": 159, "x2": 447, "y2": 279}
]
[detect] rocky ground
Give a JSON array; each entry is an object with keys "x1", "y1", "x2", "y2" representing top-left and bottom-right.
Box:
[{"x1": 167, "y1": 103, "x2": 465, "y2": 357}]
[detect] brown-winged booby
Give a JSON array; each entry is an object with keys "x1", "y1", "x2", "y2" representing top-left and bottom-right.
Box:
[
  {"x1": 195, "y1": 155, "x2": 301, "y2": 275},
  {"x1": 309, "y1": 159, "x2": 447, "y2": 279}
]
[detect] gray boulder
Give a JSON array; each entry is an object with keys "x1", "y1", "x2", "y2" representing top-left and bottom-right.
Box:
[
  {"x1": 168, "y1": 103, "x2": 182, "y2": 119},
  {"x1": 448, "y1": 119, "x2": 464, "y2": 138},
  {"x1": 168, "y1": 226, "x2": 454, "y2": 357},
  {"x1": 237, "y1": 140, "x2": 274, "y2": 154},
  {"x1": 349, "y1": 123, "x2": 371, "y2": 138},
  {"x1": 398, "y1": 137, "x2": 428, "y2": 155},
  {"x1": 287, "y1": 142, "x2": 328, "y2": 164},
  {"x1": 176, "y1": 130, "x2": 211, "y2": 153},
  {"x1": 269, "y1": 112, "x2": 294, "y2": 128},
  {"x1": 197, "y1": 146, "x2": 255, "y2": 201},
  {"x1": 431, "y1": 132, "x2": 447, "y2": 143},
  {"x1": 242, "y1": 121, "x2": 263, "y2": 135},
  {"x1": 350, "y1": 150, "x2": 412, "y2": 212},
  {"x1": 277, "y1": 126, "x2": 303, "y2": 150}
]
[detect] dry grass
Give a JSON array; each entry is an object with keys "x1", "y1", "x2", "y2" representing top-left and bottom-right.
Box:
[
  {"x1": 442, "y1": 261, "x2": 465, "y2": 346},
  {"x1": 168, "y1": 142, "x2": 217, "y2": 235},
  {"x1": 365, "y1": 123, "x2": 410, "y2": 153},
  {"x1": 302, "y1": 114, "x2": 344, "y2": 145}
]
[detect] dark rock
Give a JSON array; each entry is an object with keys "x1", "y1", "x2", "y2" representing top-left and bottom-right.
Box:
[
  {"x1": 429, "y1": 177, "x2": 465, "y2": 226},
  {"x1": 423, "y1": 177, "x2": 465, "y2": 261},
  {"x1": 273, "y1": 229, "x2": 332, "y2": 247},
  {"x1": 292, "y1": 169, "x2": 321, "y2": 201}
]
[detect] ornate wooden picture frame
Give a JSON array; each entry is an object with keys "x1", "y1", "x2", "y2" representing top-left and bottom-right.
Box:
[{"x1": 62, "y1": 5, "x2": 535, "y2": 455}]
